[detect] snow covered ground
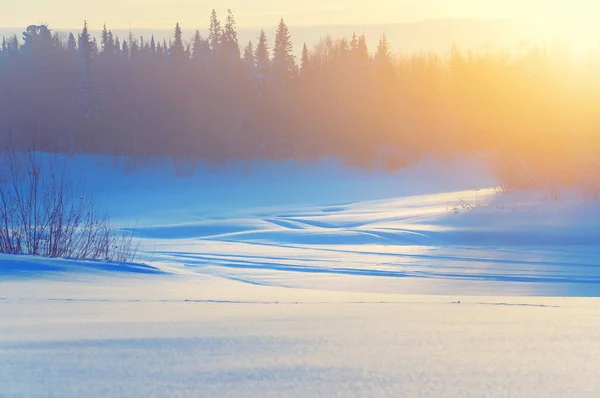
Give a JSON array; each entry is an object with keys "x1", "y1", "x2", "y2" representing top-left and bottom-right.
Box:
[{"x1": 1, "y1": 156, "x2": 600, "y2": 397}]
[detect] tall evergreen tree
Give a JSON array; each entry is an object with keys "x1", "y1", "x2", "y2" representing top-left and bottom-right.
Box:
[
  {"x1": 114, "y1": 36, "x2": 121, "y2": 54},
  {"x1": 150, "y1": 35, "x2": 156, "y2": 55},
  {"x1": 208, "y1": 10, "x2": 222, "y2": 52},
  {"x1": 255, "y1": 29, "x2": 270, "y2": 71},
  {"x1": 357, "y1": 34, "x2": 369, "y2": 62},
  {"x1": 171, "y1": 23, "x2": 186, "y2": 61},
  {"x1": 272, "y1": 19, "x2": 296, "y2": 80},
  {"x1": 191, "y1": 30, "x2": 202, "y2": 58},
  {"x1": 78, "y1": 21, "x2": 93, "y2": 57},
  {"x1": 121, "y1": 39, "x2": 129, "y2": 59},
  {"x1": 223, "y1": 9, "x2": 240, "y2": 59},
  {"x1": 243, "y1": 41, "x2": 255, "y2": 66},
  {"x1": 300, "y1": 43, "x2": 310, "y2": 74},
  {"x1": 350, "y1": 32, "x2": 359, "y2": 53},
  {"x1": 375, "y1": 33, "x2": 392, "y2": 65},
  {"x1": 100, "y1": 24, "x2": 111, "y2": 54},
  {"x1": 63, "y1": 32, "x2": 74, "y2": 52}
]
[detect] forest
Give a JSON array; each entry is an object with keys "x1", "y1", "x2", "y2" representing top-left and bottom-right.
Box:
[{"x1": 0, "y1": 10, "x2": 599, "y2": 194}]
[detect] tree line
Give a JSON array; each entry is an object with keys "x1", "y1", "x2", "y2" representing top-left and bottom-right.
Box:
[{"x1": 1, "y1": 10, "x2": 599, "y2": 193}]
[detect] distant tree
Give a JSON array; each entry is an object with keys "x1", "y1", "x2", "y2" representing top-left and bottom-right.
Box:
[
  {"x1": 66, "y1": 33, "x2": 76, "y2": 53},
  {"x1": 255, "y1": 29, "x2": 270, "y2": 71},
  {"x1": 100, "y1": 24, "x2": 112, "y2": 55},
  {"x1": 243, "y1": 41, "x2": 255, "y2": 66},
  {"x1": 22, "y1": 24, "x2": 54, "y2": 57},
  {"x1": 222, "y1": 9, "x2": 240, "y2": 61},
  {"x1": 350, "y1": 32, "x2": 359, "y2": 53},
  {"x1": 78, "y1": 21, "x2": 93, "y2": 59},
  {"x1": 357, "y1": 34, "x2": 369, "y2": 62},
  {"x1": 114, "y1": 36, "x2": 121, "y2": 54},
  {"x1": 272, "y1": 18, "x2": 296, "y2": 81},
  {"x1": 300, "y1": 43, "x2": 310, "y2": 74},
  {"x1": 150, "y1": 35, "x2": 156, "y2": 55},
  {"x1": 171, "y1": 23, "x2": 185, "y2": 57},
  {"x1": 208, "y1": 10, "x2": 222, "y2": 52},
  {"x1": 121, "y1": 39, "x2": 129, "y2": 59},
  {"x1": 375, "y1": 33, "x2": 392, "y2": 66}
]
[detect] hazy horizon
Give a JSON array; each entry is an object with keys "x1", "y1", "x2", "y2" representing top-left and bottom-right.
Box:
[{"x1": 2, "y1": 17, "x2": 598, "y2": 54}]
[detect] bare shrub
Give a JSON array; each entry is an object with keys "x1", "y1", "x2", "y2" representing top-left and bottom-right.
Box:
[
  {"x1": 0, "y1": 149, "x2": 137, "y2": 261},
  {"x1": 491, "y1": 141, "x2": 600, "y2": 202}
]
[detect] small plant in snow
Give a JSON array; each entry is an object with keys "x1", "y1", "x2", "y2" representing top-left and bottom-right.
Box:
[{"x1": 0, "y1": 149, "x2": 137, "y2": 261}]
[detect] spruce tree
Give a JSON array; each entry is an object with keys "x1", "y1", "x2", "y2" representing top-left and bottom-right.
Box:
[
  {"x1": 350, "y1": 32, "x2": 359, "y2": 53},
  {"x1": 255, "y1": 30, "x2": 269, "y2": 71},
  {"x1": 243, "y1": 41, "x2": 255, "y2": 66},
  {"x1": 78, "y1": 21, "x2": 93, "y2": 61},
  {"x1": 150, "y1": 35, "x2": 156, "y2": 55},
  {"x1": 114, "y1": 36, "x2": 121, "y2": 54},
  {"x1": 208, "y1": 10, "x2": 222, "y2": 52},
  {"x1": 375, "y1": 33, "x2": 392, "y2": 65},
  {"x1": 191, "y1": 30, "x2": 202, "y2": 59},
  {"x1": 357, "y1": 34, "x2": 369, "y2": 62},
  {"x1": 122, "y1": 40, "x2": 129, "y2": 59},
  {"x1": 101, "y1": 24, "x2": 111, "y2": 54},
  {"x1": 300, "y1": 43, "x2": 309, "y2": 74},
  {"x1": 272, "y1": 18, "x2": 296, "y2": 80},
  {"x1": 223, "y1": 9, "x2": 240, "y2": 59},
  {"x1": 171, "y1": 22, "x2": 186, "y2": 61}
]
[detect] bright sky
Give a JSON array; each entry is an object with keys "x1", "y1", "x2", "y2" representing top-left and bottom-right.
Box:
[{"x1": 2, "y1": 0, "x2": 599, "y2": 31}]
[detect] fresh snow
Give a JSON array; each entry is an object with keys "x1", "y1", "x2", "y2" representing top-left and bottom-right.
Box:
[{"x1": 1, "y1": 156, "x2": 600, "y2": 397}]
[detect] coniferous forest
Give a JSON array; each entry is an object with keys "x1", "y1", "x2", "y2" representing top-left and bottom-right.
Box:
[{"x1": 1, "y1": 10, "x2": 599, "y2": 192}]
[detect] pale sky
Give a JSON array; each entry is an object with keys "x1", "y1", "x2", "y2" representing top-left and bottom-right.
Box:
[{"x1": 3, "y1": 0, "x2": 600, "y2": 31}]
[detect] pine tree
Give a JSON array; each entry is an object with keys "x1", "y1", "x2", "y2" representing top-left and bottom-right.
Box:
[
  {"x1": 350, "y1": 32, "x2": 359, "y2": 53},
  {"x1": 255, "y1": 29, "x2": 270, "y2": 71},
  {"x1": 357, "y1": 34, "x2": 369, "y2": 62},
  {"x1": 101, "y1": 24, "x2": 110, "y2": 54},
  {"x1": 129, "y1": 35, "x2": 139, "y2": 60},
  {"x1": 191, "y1": 30, "x2": 202, "y2": 59},
  {"x1": 78, "y1": 21, "x2": 92, "y2": 57},
  {"x1": 223, "y1": 9, "x2": 240, "y2": 59},
  {"x1": 150, "y1": 35, "x2": 156, "y2": 55},
  {"x1": 114, "y1": 36, "x2": 121, "y2": 54},
  {"x1": 171, "y1": 23, "x2": 186, "y2": 61},
  {"x1": 208, "y1": 10, "x2": 222, "y2": 52},
  {"x1": 272, "y1": 18, "x2": 296, "y2": 80},
  {"x1": 300, "y1": 43, "x2": 309, "y2": 74},
  {"x1": 122, "y1": 39, "x2": 129, "y2": 59},
  {"x1": 375, "y1": 33, "x2": 392, "y2": 65},
  {"x1": 243, "y1": 41, "x2": 255, "y2": 66}
]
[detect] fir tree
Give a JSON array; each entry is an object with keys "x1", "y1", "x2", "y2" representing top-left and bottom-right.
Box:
[
  {"x1": 171, "y1": 23, "x2": 186, "y2": 61},
  {"x1": 375, "y1": 33, "x2": 392, "y2": 65},
  {"x1": 357, "y1": 34, "x2": 369, "y2": 62},
  {"x1": 150, "y1": 35, "x2": 156, "y2": 55},
  {"x1": 78, "y1": 21, "x2": 92, "y2": 57},
  {"x1": 272, "y1": 18, "x2": 296, "y2": 80},
  {"x1": 122, "y1": 39, "x2": 129, "y2": 59},
  {"x1": 243, "y1": 41, "x2": 255, "y2": 66},
  {"x1": 191, "y1": 30, "x2": 202, "y2": 59},
  {"x1": 101, "y1": 24, "x2": 110, "y2": 54},
  {"x1": 300, "y1": 43, "x2": 309, "y2": 74},
  {"x1": 65, "y1": 33, "x2": 76, "y2": 53},
  {"x1": 114, "y1": 36, "x2": 121, "y2": 54},
  {"x1": 223, "y1": 9, "x2": 240, "y2": 59},
  {"x1": 255, "y1": 29, "x2": 270, "y2": 72},
  {"x1": 208, "y1": 10, "x2": 222, "y2": 52},
  {"x1": 350, "y1": 32, "x2": 359, "y2": 53}
]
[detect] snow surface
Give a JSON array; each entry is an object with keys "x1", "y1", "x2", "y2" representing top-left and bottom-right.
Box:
[{"x1": 1, "y1": 156, "x2": 600, "y2": 397}]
